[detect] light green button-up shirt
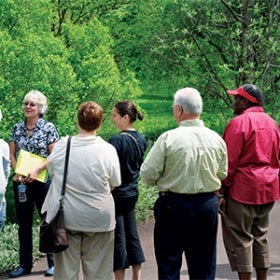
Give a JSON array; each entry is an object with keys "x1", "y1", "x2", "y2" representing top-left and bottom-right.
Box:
[{"x1": 140, "y1": 119, "x2": 228, "y2": 194}]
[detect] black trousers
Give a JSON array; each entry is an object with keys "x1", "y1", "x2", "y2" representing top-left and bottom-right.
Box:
[
  {"x1": 13, "y1": 180, "x2": 54, "y2": 270},
  {"x1": 113, "y1": 195, "x2": 145, "y2": 270},
  {"x1": 154, "y1": 192, "x2": 218, "y2": 280}
]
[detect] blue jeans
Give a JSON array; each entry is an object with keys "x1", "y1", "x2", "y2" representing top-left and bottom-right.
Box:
[
  {"x1": 154, "y1": 192, "x2": 218, "y2": 280},
  {"x1": 0, "y1": 199, "x2": 6, "y2": 231}
]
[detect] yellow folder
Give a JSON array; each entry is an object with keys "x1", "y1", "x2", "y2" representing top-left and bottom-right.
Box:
[{"x1": 15, "y1": 149, "x2": 48, "y2": 183}]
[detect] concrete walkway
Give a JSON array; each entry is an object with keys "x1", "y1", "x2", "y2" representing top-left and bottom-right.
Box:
[{"x1": 1, "y1": 201, "x2": 280, "y2": 280}]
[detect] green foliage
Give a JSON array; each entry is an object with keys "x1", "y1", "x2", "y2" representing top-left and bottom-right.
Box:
[
  {"x1": 137, "y1": 81, "x2": 177, "y2": 141},
  {"x1": 136, "y1": 181, "x2": 157, "y2": 222},
  {"x1": 0, "y1": 0, "x2": 143, "y2": 140},
  {"x1": 0, "y1": 223, "x2": 43, "y2": 273},
  {"x1": 0, "y1": 223, "x2": 19, "y2": 273},
  {"x1": 5, "y1": 179, "x2": 16, "y2": 223},
  {"x1": 134, "y1": 0, "x2": 280, "y2": 119}
]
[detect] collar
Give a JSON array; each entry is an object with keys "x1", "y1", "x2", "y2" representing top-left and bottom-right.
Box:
[
  {"x1": 24, "y1": 117, "x2": 45, "y2": 130},
  {"x1": 242, "y1": 106, "x2": 264, "y2": 114},
  {"x1": 179, "y1": 119, "x2": 204, "y2": 127}
]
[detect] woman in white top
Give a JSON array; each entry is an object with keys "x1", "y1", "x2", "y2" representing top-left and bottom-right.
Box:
[
  {"x1": 42, "y1": 101, "x2": 121, "y2": 280},
  {"x1": 0, "y1": 109, "x2": 10, "y2": 231}
]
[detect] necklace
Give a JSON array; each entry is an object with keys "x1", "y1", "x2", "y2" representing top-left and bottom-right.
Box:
[{"x1": 26, "y1": 126, "x2": 35, "y2": 131}]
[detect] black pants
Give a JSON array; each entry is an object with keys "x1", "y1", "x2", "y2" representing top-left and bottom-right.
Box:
[
  {"x1": 154, "y1": 192, "x2": 218, "y2": 280},
  {"x1": 113, "y1": 195, "x2": 145, "y2": 270},
  {"x1": 13, "y1": 180, "x2": 54, "y2": 270}
]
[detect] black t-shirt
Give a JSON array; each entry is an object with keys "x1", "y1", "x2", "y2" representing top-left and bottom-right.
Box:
[{"x1": 109, "y1": 130, "x2": 147, "y2": 197}]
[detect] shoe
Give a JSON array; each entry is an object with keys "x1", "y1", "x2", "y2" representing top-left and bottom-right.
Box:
[
  {"x1": 9, "y1": 267, "x2": 31, "y2": 278},
  {"x1": 44, "y1": 266, "x2": 54, "y2": 277}
]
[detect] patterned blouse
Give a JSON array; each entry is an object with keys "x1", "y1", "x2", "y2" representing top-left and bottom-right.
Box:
[{"x1": 10, "y1": 118, "x2": 59, "y2": 159}]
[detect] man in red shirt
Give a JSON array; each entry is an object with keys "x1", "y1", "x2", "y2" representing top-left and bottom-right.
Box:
[{"x1": 219, "y1": 84, "x2": 280, "y2": 280}]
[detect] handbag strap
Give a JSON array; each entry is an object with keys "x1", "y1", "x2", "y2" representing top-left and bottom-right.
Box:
[
  {"x1": 59, "y1": 136, "x2": 72, "y2": 208},
  {"x1": 121, "y1": 132, "x2": 141, "y2": 158}
]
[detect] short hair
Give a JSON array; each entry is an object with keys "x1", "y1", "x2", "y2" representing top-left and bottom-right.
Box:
[
  {"x1": 114, "y1": 101, "x2": 143, "y2": 123},
  {"x1": 23, "y1": 90, "x2": 48, "y2": 116},
  {"x1": 77, "y1": 101, "x2": 103, "y2": 132},
  {"x1": 173, "y1": 87, "x2": 203, "y2": 115}
]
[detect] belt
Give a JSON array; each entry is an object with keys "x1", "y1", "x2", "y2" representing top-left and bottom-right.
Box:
[{"x1": 158, "y1": 191, "x2": 215, "y2": 197}]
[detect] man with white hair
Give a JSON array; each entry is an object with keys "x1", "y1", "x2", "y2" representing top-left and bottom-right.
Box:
[{"x1": 140, "y1": 87, "x2": 228, "y2": 280}]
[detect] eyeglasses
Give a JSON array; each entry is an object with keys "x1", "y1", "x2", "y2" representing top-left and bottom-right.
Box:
[{"x1": 23, "y1": 102, "x2": 37, "y2": 107}]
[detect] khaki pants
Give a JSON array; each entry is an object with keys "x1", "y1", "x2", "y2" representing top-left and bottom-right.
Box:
[
  {"x1": 54, "y1": 230, "x2": 114, "y2": 280},
  {"x1": 222, "y1": 196, "x2": 274, "y2": 273}
]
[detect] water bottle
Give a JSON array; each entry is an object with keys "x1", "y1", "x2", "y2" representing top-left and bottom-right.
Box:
[{"x1": 18, "y1": 183, "x2": 27, "y2": 203}]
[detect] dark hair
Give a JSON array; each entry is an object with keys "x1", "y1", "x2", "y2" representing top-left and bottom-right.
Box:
[
  {"x1": 242, "y1": 84, "x2": 264, "y2": 106},
  {"x1": 114, "y1": 101, "x2": 143, "y2": 123},
  {"x1": 77, "y1": 101, "x2": 103, "y2": 131}
]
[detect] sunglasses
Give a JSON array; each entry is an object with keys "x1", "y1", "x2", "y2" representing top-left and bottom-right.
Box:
[{"x1": 23, "y1": 102, "x2": 37, "y2": 107}]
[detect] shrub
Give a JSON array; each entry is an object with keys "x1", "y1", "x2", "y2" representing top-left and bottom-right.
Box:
[
  {"x1": 0, "y1": 223, "x2": 44, "y2": 274},
  {"x1": 136, "y1": 181, "x2": 157, "y2": 221}
]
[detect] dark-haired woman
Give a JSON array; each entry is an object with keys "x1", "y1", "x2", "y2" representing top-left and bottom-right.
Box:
[{"x1": 109, "y1": 101, "x2": 147, "y2": 280}]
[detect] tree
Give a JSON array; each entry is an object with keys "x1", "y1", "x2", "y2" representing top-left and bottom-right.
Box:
[
  {"x1": 0, "y1": 0, "x2": 144, "y2": 223},
  {"x1": 0, "y1": 0, "x2": 143, "y2": 141},
  {"x1": 142, "y1": 0, "x2": 280, "y2": 120}
]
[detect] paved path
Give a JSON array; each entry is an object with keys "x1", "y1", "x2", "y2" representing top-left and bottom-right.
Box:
[{"x1": 1, "y1": 201, "x2": 280, "y2": 280}]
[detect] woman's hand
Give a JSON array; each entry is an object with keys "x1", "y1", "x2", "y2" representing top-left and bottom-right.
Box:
[
  {"x1": 25, "y1": 158, "x2": 48, "y2": 183},
  {"x1": 25, "y1": 168, "x2": 40, "y2": 183},
  {"x1": 13, "y1": 174, "x2": 25, "y2": 182}
]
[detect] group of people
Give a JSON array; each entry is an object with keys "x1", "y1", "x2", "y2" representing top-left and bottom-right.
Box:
[
  {"x1": 0, "y1": 83, "x2": 279, "y2": 280},
  {"x1": 1, "y1": 91, "x2": 146, "y2": 280}
]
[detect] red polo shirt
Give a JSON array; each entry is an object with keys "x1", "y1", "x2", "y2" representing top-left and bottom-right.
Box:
[{"x1": 222, "y1": 107, "x2": 280, "y2": 204}]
